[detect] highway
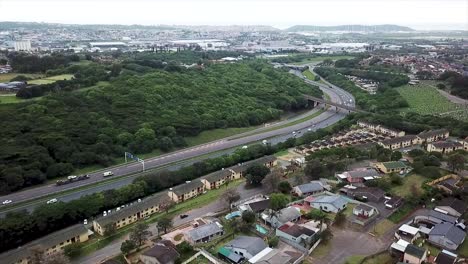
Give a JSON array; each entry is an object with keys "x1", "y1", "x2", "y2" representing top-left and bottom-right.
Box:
[{"x1": 0, "y1": 68, "x2": 354, "y2": 216}]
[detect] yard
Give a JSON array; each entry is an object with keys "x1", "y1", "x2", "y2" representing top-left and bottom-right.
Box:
[
  {"x1": 388, "y1": 203, "x2": 415, "y2": 223},
  {"x1": 371, "y1": 219, "x2": 396, "y2": 237},
  {"x1": 396, "y1": 82, "x2": 468, "y2": 121},
  {"x1": 391, "y1": 174, "x2": 425, "y2": 198},
  {"x1": 0, "y1": 94, "x2": 23, "y2": 104},
  {"x1": 458, "y1": 238, "x2": 468, "y2": 257},
  {"x1": 0, "y1": 73, "x2": 43, "y2": 82},
  {"x1": 28, "y1": 74, "x2": 74, "y2": 85}
]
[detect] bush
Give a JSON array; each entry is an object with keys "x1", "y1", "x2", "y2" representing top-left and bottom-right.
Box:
[{"x1": 268, "y1": 236, "x2": 279, "y2": 247}]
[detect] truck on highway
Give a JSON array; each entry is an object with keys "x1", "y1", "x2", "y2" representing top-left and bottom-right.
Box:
[
  {"x1": 56, "y1": 174, "x2": 90, "y2": 186},
  {"x1": 103, "y1": 171, "x2": 114, "y2": 177}
]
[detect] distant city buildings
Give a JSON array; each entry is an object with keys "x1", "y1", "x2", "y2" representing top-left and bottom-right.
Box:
[{"x1": 14, "y1": 40, "x2": 31, "y2": 51}]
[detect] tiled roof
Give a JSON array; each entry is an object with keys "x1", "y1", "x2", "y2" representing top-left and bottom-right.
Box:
[
  {"x1": 170, "y1": 180, "x2": 204, "y2": 196},
  {"x1": 224, "y1": 236, "x2": 267, "y2": 257},
  {"x1": 418, "y1": 129, "x2": 449, "y2": 139},
  {"x1": 430, "y1": 223, "x2": 466, "y2": 245},
  {"x1": 405, "y1": 244, "x2": 426, "y2": 259},
  {"x1": 228, "y1": 155, "x2": 276, "y2": 173},
  {"x1": 141, "y1": 241, "x2": 180, "y2": 263},
  {"x1": 188, "y1": 222, "x2": 223, "y2": 241},
  {"x1": 381, "y1": 135, "x2": 417, "y2": 145},
  {"x1": 202, "y1": 169, "x2": 232, "y2": 183}
]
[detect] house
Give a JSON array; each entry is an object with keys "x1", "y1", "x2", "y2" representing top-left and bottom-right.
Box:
[
  {"x1": 223, "y1": 236, "x2": 268, "y2": 260},
  {"x1": 139, "y1": 240, "x2": 180, "y2": 264},
  {"x1": 93, "y1": 192, "x2": 170, "y2": 235},
  {"x1": 435, "y1": 250, "x2": 458, "y2": 264},
  {"x1": 336, "y1": 168, "x2": 380, "y2": 183},
  {"x1": 427, "y1": 141, "x2": 464, "y2": 154},
  {"x1": 435, "y1": 198, "x2": 467, "y2": 217},
  {"x1": 353, "y1": 204, "x2": 376, "y2": 218},
  {"x1": 201, "y1": 169, "x2": 234, "y2": 190},
  {"x1": 340, "y1": 186, "x2": 385, "y2": 202},
  {"x1": 0, "y1": 224, "x2": 89, "y2": 264},
  {"x1": 379, "y1": 135, "x2": 419, "y2": 150},
  {"x1": 375, "y1": 161, "x2": 410, "y2": 174},
  {"x1": 357, "y1": 121, "x2": 405, "y2": 137},
  {"x1": 306, "y1": 195, "x2": 348, "y2": 213},
  {"x1": 385, "y1": 196, "x2": 403, "y2": 209},
  {"x1": 276, "y1": 222, "x2": 318, "y2": 247},
  {"x1": 390, "y1": 239, "x2": 410, "y2": 257},
  {"x1": 167, "y1": 180, "x2": 205, "y2": 203},
  {"x1": 248, "y1": 247, "x2": 302, "y2": 264},
  {"x1": 218, "y1": 247, "x2": 244, "y2": 264},
  {"x1": 417, "y1": 129, "x2": 449, "y2": 143},
  {"x1": 403, "y1": 244, "x2": 427, "y2": 264},
  {"x1": 240, "y1": 198, "x2": 271, "y2": 215},
  {"x1": 426, "y1": 174, "x2": 462, "y2": 194},
  {"x1": 187, "y1": 222, "x2": 224, "y2": 244},
  {"x1": 428, "y1": 223, "x2": 466, "y2": 250},
  {"x1": 395, "y1": 224, "x2": 421, "y2": 243},
  {"x1": 292, "y1": 181, "x2": 329, "y2": 197},
  {"x1": 262, "y1": 207, "x2": 302, "y2": 228},
  {"x1": 228, "y1": 156, "x2": 277, "y2": 178}
]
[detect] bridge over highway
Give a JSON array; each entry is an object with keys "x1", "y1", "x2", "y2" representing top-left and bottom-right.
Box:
[{"x1": 304, "y1": 94, "x2": 367, "y2": 113}]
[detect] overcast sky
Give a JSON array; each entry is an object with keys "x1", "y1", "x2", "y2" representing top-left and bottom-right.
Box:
[{"x1": 0, "y1": 0, "x2": 466, "y2": 30}]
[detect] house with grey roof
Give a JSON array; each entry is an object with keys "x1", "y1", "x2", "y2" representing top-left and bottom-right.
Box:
[
  {"x1": 167, "y1": 180, "x2": 205, "y2": 203},
  {"x1": 262, "y1": 207, "x2": 302, "y2": 228},
  {"x1": 140, "y1": 240, "x2": 180, "y2": 264},
  {"x1": 292, "y1": 181, "x2": 329, "y2": 197},
  {"x1": 187, "y1": 222, "x2": 224, "y2": 244},
  {"x1": 276, "y1": 222, "x2": 317, "y2": 247},
  {"x1": 306, "y1": 195, "x2": 348, "y2": 213},
  {"x1": 435, "y1": 198, "x2": 467, "y2": 217},
  {"x1": 93, "y1": 192, "x2": 170, "y2": 235},
  {"x1": 336, "y1": 168, "x2": 381, "y2": 183},
  {"x1": 428, "y1": 223, "x2": 466, "y2": 250},
  {"x1": 223, "y1": 236, "x2": 268, "y2": 260},
  {"x1": 418, "y1": 129, "x2": 449, "y2": 143},
  {"x1": 0, "y1": 224, "x2": 89, "y2": 264}
]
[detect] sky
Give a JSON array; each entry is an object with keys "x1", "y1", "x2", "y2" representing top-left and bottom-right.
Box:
[{"x1": 0, "y1": 0, "x2": 467, "y2": 30}]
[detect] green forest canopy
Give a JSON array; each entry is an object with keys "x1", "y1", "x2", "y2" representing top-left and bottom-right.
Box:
[{"x1": 0, "y1": 61, "x2": 322, "y2": 193}]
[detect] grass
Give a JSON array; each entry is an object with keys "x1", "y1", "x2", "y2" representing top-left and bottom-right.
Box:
[
  {"x1": 391, "y1": 174, "x2": 425, "y2": 198},
  {"x1": 397, "y1": 82, "x2": 468, "y2": 121},
  {"x1": 274, "y1": 149, "x2": 289, "y2": 157},
  {"x1": 414, "y1": 238, "x2": 441, "y2": 257},
  {"x1": 343, "y1": 203, "x2": 356, "y2": 217},
  {"x1": 458, "y1": 237, "x2": 468, "y2": 257},
  {"x1": 345, "y1": 255, "x2": 366, "y2": 264},
  {"x1": 388, "y1": 203, "x2": 416, "y2": 223},
  {"x1": 345, "y1": 252, "x2": 394, "y2": 264},
  {"x1": 310, "y1": 241, "x2": 332, "y2": 257},
  {"x1": 28, "y1": 74, "x2": 74, "y2": 85},
  {"x1": 372, "y1": 219, "x2": 396, "y2": 237},
  {"x1": 174, "y1": 234, "x2": 183, "y2": 241},
  {"x1": 75, "y1": 81, "x2": 110, "y2": 92},
  {"x1": 0, "y1": 73, "x2": 43, "y2": 82},
  {"x1": 0, "y1": 94, "x2": 23, "y2": 104},
  {"x1": 185, "y1": 127, "x2": 259, "y2": 146}
]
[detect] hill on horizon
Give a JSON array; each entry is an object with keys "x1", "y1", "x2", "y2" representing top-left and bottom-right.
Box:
[{"x1": 286, "y1": 24, "x2": 414, "y2": 32}]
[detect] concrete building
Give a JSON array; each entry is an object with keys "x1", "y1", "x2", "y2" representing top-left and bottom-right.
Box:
[
  {"x1": 167, "y1": 180, "x2": 205, "y2": 203},
  {"x1": 353, "y1": 204, "x2": 376, "y2": 218},
  {"x1": 292, "y1": 181, "x2": 329, "y2": 197},
  {"x1": 187, "y1": 222, "x2": 224, "y2": 244},
  {"x1": 223, "y1": 236, "x2": 268, "y2": 260},
  {"x1": 201, "y1": 169, "x2": 235, "y2": 190},
  {"x1": 375, "y1": 161, "x2": 410, "y2": 174},
  {"x1": 418, "y1": 129, "x2": 450, "y2": 143},
  {"x1": 0, "y1": 224, "x2": 89, "y2": 264},
  {"x1": 379, "y1": 135, "x2": 420, "y2": 150},
  {"x1": 93, "y1": 192, "x2": 170, "y2": 235},
  {"x1": 228, "y1": 156, "x2": 277, "y2": 178},
  {"x1": 306, "y1": 195, "x2": 348, "y2": 213},
  {"x1": 427, "y1": 141, "x2": 464, "y2": 154},
  {"x1": 336, "y1": 168, "x2": 380, "y2": 183}
]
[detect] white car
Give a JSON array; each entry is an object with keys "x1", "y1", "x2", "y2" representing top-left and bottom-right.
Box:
[
  {"x1": 2, "y1": 200, "x2": 12, "y2": 205},
  {"x1": 47, "y1": 198, "x2": 58, "y2": 204},
  {"x1": 307, "y1": 128, "x2": 312, "y2": 131}
]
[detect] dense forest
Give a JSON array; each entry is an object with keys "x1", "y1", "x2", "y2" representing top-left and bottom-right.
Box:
[{"x1": 0, "y1": 61, "x2": 322, "y2": 193}]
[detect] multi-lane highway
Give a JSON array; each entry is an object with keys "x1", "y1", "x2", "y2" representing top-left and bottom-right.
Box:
[{"x1": 0, "y1": 68, "x2": 355, "y2": 216}]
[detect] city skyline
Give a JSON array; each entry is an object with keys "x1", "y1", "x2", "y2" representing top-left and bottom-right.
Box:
[{"x1": 0, "y1": 0, "x2": 466, "y2": 30}]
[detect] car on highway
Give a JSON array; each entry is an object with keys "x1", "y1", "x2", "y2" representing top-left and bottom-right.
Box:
[
  {"x1": 47, "y1": 198, "x2": 58, "y2": 204},
  {"x1": 2, "y1": 200, "x2": 12, "y2": 205},
  {"x1": 307, "y1": 128, "x2": 312, "y2": 131},
  {"x1": 103, "y1": 171, "x2": 114, "y2": 177},
  {"x1": 180, "y1": 214, "x2": 188, "y2": 219}
]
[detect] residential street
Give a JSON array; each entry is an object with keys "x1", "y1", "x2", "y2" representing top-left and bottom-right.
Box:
[{"x1": 73, "y1": 182, "x2": 267, "y2": 264}]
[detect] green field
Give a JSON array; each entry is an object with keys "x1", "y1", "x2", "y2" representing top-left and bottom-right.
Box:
[
  {"x1": 0, "y1": 73, "x2": 44, "y2": 82},
  {"x1": 372, "y1": 219, "x2": 396, "y2": 237},
  {"x1": 0, "y1": 94, "x2": 23, "y2": 104},
  {"x1": 396, "y1": 82, "x2": 468, "y2": 121},
  {"x1": 185, "y1": 126, "x2": 259, "y2": 146},
  {"x1": 28, "y1": 74, "x2": 74, "y2": 85}
]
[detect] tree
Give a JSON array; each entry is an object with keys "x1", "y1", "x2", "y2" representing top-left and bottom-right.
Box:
[
  {"x1": 333, "y1": 211, "x2": 346, "y2": 227},
  {"x1": 245, "y1": 164, "x2": 270, "y2": 185},
  {"x1": 306, "y1": 210, "x2": 330, "y2": 230},
  {"x1": 261, "y1": 168, "x2": 282, "y2": 193},
  {"x1": 176, "y1": 241, "x2": 193, "y2": 254},
  {"x1": 447, "y1": 154, "x2": 465, "y2": 172},
  {"x1": 130, "y1": 222, "x2": 151, "y2": 247},
  {"x1": 241, "y1": 210, "x2": 256, "y2": 224},
  {"x1": 223, "y1": 188, "x2": 240, "y2": 211},
  {"x1": 104, "y1": 223, "x2": 117, "y2": 236},
  {"x1": 390, "y1": 173, "x2": 402, "y2": 185},
  {"x1": 320, "y1": 229, "x2": 333, "y2": 243},
  {"x1": 304, "y1": 159, "x2": 324, "y2": 181},
  {"x1": 157, "y1": 217, "x2": 173, "y2": 234},
  {"x1": 121, "y1": 240, "x2": 137, "y2": 255},
  {"x1": 63, "y1": 243, "x2": 83, "y2": 258},
  {"x1": 269, "y1": 193, "x2": 289, "y2": 211},
  {"x1": 268, "y1": 236, "x2": 279, "y2": 247},
  {"x1": 390, "y1": 151, "x2": 402, "y2": 161},
  {"x1": 278, "y1": 181, "x2": 292, "y2": 194}
]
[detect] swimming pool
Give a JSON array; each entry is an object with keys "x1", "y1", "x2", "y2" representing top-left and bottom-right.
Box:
[
  {"x1": 256, "y1": 224, "x2": 268, "y2": 235},
  {"x1": 225, "y1": 211, "x2": 241, "y2": 220}
]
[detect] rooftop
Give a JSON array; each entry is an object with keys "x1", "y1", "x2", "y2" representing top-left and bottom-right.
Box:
[
  {"x1": 430, "y1": 223, "x2": 466, "y2": 245},
  {"x1": 169, "y1": 180, "x2": 204, "y2": 196},
  {"x1": 437, "y1": 198, "x2": 467, "y2": 215},
  {"x1": 381, "y1": 135, "x2": 417, "y2": 145},
  {"x1": 188, "y1": 222, "x2": 223, "y2": 242},
  {"x1": 224, "y1": 236, "x2": 268, "y2": 257},
  {"x1": 380, "y1": 161, "x2": 408, "y2": 170},
  {"x1": 246, "y1": 199, "x2": 271, "y2": 213},
  {"x1": 278, "y1": 223, "x2": 315, "y2": 238},
  {"x1": 228, "y1": 156, "x2": 276, "y2": 173},
  {"x1": 405, "y1": 244, "x2": 426, "y2": 259},
  {"x1": 202, "y1": 169, "x2": 232, "y2": 183},
  {"x1": 95, "y1": 192, "x2": 170, "y2": 226},
  {"x1": 418, "y1": 129, "x2": 449, "y2": 139},
  {"x1": 141, "y1": 240, "x2": 180, "y2": 263},
  {"x1": 294, "y1": 181, "x2": 324, "y2": 194}
]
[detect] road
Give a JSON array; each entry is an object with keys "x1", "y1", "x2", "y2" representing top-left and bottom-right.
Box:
[{"x1": 0, "y1": 70, "x2": 354, "y2": 216}]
